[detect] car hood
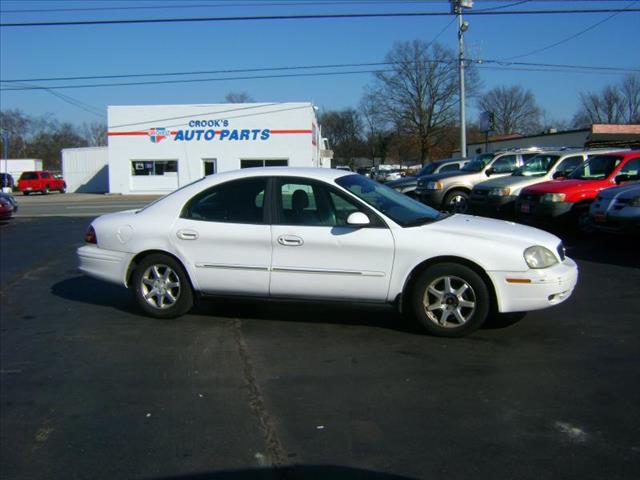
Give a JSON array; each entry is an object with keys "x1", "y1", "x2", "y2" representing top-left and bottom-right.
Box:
[
  {"x1": 474, "y1": 174, "x2": 547, "y2": 190},
  {"x1": 424, "y1": 214, "x2": 560, "y2": 250},
  {"x1": 521, "y1": 179, "x2": 602, "y2": 195},
  {"x1": 387, "y1": 177, "x2": 418, "y2": 188},
  {"x1": 418, "y1": 170, "x2": 472, "y2": 183},
  {"x1": 597, "y1": 182, "x2": 640, "y2": 199}
]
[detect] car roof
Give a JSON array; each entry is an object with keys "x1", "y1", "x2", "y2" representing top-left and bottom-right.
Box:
[{"x1": 200, "y1": 167, "x2": 351, "y2": 184}]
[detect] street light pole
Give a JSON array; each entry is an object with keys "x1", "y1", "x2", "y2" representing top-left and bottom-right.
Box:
[{"x1": 452, "y1": 1, "x2": 472, "y2": 158}]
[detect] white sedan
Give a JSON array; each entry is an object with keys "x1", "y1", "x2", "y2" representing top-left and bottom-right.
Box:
[{"x1": 77, "y1": 168, "x2": 578, "y2": 337}]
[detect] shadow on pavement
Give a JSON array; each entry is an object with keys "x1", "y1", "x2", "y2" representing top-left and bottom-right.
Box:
[
  {"x1": 154, "y1": 465, "x2": 417, "y2": 480},
  {"x1": 51, "y1": 275, "x2": 138, "y2": 314},
  {"x1": 52, "y1": 275, "x2": 525, "y2": 334}
]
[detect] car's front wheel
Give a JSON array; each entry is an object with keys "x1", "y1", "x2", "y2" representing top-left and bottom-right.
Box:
[
  {"x1": 444, "y1": 190, "x2": 469, "y2": 213},
  {"x1": 410, "y1": 262, "x2": 490, "y2": 337},
  {"x1": 132, "y1": 254, "x2": 194, "y2": 318}
]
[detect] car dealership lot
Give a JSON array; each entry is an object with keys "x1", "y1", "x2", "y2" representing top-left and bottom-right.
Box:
[{"x1": 1, "y1": 199, "x2": 639, "y2": 479}]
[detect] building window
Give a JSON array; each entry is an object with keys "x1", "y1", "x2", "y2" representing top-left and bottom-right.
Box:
[
  {"x1": 240, "y1": 159, "x2": 288, "y2": 169},
  {"x1": 131, "y1": 160, "x2": 178, "y2": 176}
]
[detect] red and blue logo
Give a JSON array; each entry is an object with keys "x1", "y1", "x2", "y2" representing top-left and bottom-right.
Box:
[{"x1": 148, "y1": 128, "x2": 171, "y2": 143}]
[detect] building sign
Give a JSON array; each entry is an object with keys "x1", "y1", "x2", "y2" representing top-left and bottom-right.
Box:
[{"x1": 108, "y1": 118, "x2": 313, "y2": 144}]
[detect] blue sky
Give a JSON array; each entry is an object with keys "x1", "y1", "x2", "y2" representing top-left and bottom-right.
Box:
[{"x1": 1, "y1": 0, "x2": 639, "y2": 128}]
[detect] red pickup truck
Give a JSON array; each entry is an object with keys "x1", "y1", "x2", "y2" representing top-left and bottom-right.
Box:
[
  {"x1": 18, "y1": 171, "x2": 67, "y2": 195},
  {"x1": 516, "y1": 151, "x2": 640, "y2": 231}
]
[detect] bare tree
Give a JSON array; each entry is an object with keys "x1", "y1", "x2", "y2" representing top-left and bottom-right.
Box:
[
  {"x1": 82, "y1": 121, "x2": 107, "y2": 146},
  {"x1": 573, "y1": 74, "x2": 640, "y2": 126},
  {"x1": 370, "y1": 40, "x2": 480, "y2": 164},
  {"x1": 620, "y1": 73, "x2": 640, "y2": 123},
  {"x1": 477, "y1": 85, "x2": 541, "y2": 135},
  {"x1": 359, "y1": 90, "x2": 392, "y2": 164},
  {"x1": 319, "y1": 109, "x2": 365, "y2": 164},
  {"x1": 223, "y1": 92, "x2": 255, "y2": 103}
]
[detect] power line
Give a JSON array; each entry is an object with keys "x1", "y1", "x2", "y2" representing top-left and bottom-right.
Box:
[
  {"x1": 2, "y1": 8, "x2": 639, "y2": 28},
  {"x1": 0, "y1": 1, "x2": 448, "y2": 14},
  {"x1": 2, "y1": 58, "x2": 637, "y2": 88},
  {"x1": 0, "y1": 62, "x2": 391, "y2": 83},
  {"x1": 500, "y1": 1, "x2": 640, "y2": 60}
]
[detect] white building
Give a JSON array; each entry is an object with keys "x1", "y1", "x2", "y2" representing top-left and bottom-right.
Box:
[
  {"x1": 62, "y1": 147, "x2": 108, "y2": 193},
  {"x1": 1, "y1": 158, "x2": 43, "y2": 180},
  {"x1": 107, "y1": 102, "x2": 331, "y2": 195}
]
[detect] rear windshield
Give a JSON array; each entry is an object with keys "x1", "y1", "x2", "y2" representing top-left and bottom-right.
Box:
[
  {"x1": 569, "y1": 155, "x2": 622, "y2": 180},
  {"x1": 20, "y1": 172, "x2": 38, "y2": 180}
]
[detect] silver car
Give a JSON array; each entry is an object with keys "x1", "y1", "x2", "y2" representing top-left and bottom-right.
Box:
[
  {"x1": 416, "y1": 149, "x2": 547, "y2": 213},
  {"x1": 589, "y1": 183, "x2": 640, "y2": 234},
  {"x1": 387, "y1": 158, "x2": 470, "y2": 198}
]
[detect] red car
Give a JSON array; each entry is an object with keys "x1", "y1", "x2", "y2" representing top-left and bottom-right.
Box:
[
  {"x1": 18, "y1": 171, "x2": 66, "y2": 195},
  {"x1": 516, "y1": 151, "x2": 640, "y2": 231}
]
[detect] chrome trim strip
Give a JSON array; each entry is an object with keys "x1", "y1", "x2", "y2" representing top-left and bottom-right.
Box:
[
  {"x1": 195, "y1": 263, "x2": 269, "y2": 272},
  {"x1": 271, "y1": 267, "x2": 385, "y2": 277}
]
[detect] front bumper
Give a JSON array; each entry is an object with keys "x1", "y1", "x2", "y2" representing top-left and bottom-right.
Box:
[
  {"x1": 591, "y1": 210, "x2": 640, "y2": 234},
  {"x1": 77, "y1": 245, "x2": 134, "y2": 287},
  {"x1": 516, "y1": 198, "x2": 573, "y2": 221},
  {"x1": 488, "y1": 257, "x2": 579, "y2": 313},
  {"x1": 470, "y1": 193, "x2": 517, "y2": 215},
  {"x1": 417, "y1": 189, "x2": 446, "y2": 208}
]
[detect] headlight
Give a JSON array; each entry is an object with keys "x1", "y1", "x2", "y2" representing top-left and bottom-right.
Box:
[
  {"x1": 426, "y1": 181, "x2": 443, "y2": 190},
  {"x1": 541, "y1": 193, "x2": 566, "y2": 203},
  {"x1": 629, "y1": 196, "x2": 640, "y2": 207},
  {"x1": 490, "y1": 187, "x2": 511, "y2": 196},
  {"x1": 524, "y1": 246, "x2": 559, "y2": 269}
]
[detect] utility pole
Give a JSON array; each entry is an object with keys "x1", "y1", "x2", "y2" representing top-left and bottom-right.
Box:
[
  {"x1": 451, "y1": 0, "x2": 473, "y2": 158},
  {"x1": 1, "y1": 129, "x2": 9, "y2": 192}
]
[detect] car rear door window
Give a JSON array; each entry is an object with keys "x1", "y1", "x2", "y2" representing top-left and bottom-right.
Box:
[
  {"x1": 182, "y1": 178, "x2": 268, "y2": 224},
  {"x1": 439, "y1": 163, "x2": 460, "y2": 172},
  {"x1": 555, "y1": 156, "x2": 583, "y2": 175},
  {"x1": 492, "y1": 155, "x2": 518, "y2": 173}
]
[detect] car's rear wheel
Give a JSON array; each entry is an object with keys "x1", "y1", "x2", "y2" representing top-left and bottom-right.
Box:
[
  {"x1": 23, "y1": 191, "x2": 29, "y2": 196},
  {"x1": 410, "y1": 262, "x2": 490, "y2": 337},
  {"x1": 60, "y1": 184, "x2": 66, "y2": 193},
  {"x1": 444, "y1": 190, "x2": 470, "y2": 213},
  {"x1": 132, "y1": 254, "x2": 193, "y2": 318}
]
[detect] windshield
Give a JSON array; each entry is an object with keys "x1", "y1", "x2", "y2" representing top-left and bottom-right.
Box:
[
  {"x1": 336, "y1": 174, "x2": 445, "y2": 227},
  {"x1": 569, "y1": 155, "x2": 622, "y2": 180},
  {"x1": 417, "y1": 163, "x2": 438, "y2": 176},
  {"x1": 462, "y1": 153, "x2": 494, "y2": 172},
  {"x1": 513, "y1": 154, "x2": 560, "y2": 177}
]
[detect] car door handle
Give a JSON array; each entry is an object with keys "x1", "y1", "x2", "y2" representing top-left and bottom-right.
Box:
[
  {"x1": 277, "y1": 235, "x2": 304, "y2": 247},
  {"x1": 176, "y1": 229, "x2": 199, "y2": 240}
]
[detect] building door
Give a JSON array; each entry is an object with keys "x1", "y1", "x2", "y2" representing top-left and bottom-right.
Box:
[{"x1": 202, "y1": 159, "x2": 217, "y2": 176}]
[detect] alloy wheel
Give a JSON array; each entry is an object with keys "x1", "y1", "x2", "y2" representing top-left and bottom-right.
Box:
[
  {"x1": 422, "y1": 275, "x2": 477, "y2": 327},
  {"x1": 140, "y1": 264, "x2": 181, "y2": 309}
]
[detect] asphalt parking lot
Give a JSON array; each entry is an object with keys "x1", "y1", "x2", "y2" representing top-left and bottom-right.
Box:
[{"x1": 1, "y1": 195, "x2": 639, "y2": 480}]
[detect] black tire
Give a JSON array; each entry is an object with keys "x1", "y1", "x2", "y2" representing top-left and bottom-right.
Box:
[
  {"x1": 444, "y1": 190, "x2": 470, "y2": 213},
  {"x1": 60, "y1": 184, "x2": 66, "y2": 194},
  {"x1": 131, "y1": 253, "x2": 194, "y2": 319},
  {"x1": 42, "y1": 186, "x2": 50, "y2": 195},
  {"x1": 410, "y1": 262, "x2": 490, "y2": 337},
  {"x1": 575, "y1": 207, "x2": 595, "y2": 234},
  {"x1": 23, "y1": 191, "x2": 30, "y2": 196}
]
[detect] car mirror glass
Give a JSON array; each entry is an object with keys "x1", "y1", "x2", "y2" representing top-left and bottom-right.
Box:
[{"x1": 346, "y1": 212, "x2": 370, "y2": 226}]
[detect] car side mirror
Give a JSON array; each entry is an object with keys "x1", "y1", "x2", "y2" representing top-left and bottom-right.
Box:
[
  {"x1": 485, "y1": 167, "x2": 494, "y2": 177},
  {"x1": 614, "y1": 174, "x2": 630, "y2": 185},
  {"x1": 552, "y1": 171, "x2": 566, "y2": 180},
  {"x1": 346, "y1": 212, "x2": 370, "y2": 227}
]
